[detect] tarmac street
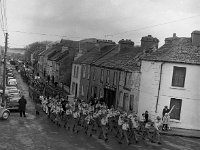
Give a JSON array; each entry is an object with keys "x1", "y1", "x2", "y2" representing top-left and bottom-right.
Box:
[{"x1": 0, "y1": 70, "x2": 200, "y2": 150}]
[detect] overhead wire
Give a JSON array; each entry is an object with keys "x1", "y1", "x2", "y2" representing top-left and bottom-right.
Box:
[
  {"x1": 105, "y1": 14, "x2": 200, "y2": 37},
  {"x1": 4, "y1": 11, "x2": 200, "y2": 47},
  {"x1": 9, "y1": 30, "x2": 81, "y2": 39},
  {"x1": 8, "y1": 14, "x2": 200, "y2": 40}
]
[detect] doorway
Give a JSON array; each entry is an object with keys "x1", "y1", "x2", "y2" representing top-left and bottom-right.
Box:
[{"x1": 104, "y1": 88, "x2": 116, "y2": 108}]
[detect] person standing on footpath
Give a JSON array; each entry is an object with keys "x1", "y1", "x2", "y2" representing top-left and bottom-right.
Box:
[
  {"x1": 18, "y1": 95, "x2": 27, "y2": 117},
  {"x1": 162, "y1": 106, "x2": 170, "y2": 119}
]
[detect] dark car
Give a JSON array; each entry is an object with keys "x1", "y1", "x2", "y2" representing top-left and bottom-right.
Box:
[{"x1": 6, "y1": 94, "x2": 20, "y2": 110}]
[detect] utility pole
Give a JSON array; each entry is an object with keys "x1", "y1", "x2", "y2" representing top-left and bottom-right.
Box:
[{"x1": 2, "y1": 33, "x2": 8, "y2": 107}]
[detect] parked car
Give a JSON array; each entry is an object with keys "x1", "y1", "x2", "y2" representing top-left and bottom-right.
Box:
[
  {"x1": 7, "y1": 89, "x2": 21, "y2": 97},
  {"x1": 5, "y1": 86, "x2": 18, "y2": 91},
  {"x1": 0, "y1": 86, "x2": 18, "y2": 94},
  {"x1": 8, "y1": 76, "x2": 14, "y2": 80},
  {"x1": 0, "y1": 105, "x2": 10, "y2": 120},
  {"x1": 6, "y1": 94, "x2": 21, "y2": 110},
  {"x1": 7, "y1": 79, "x2": 17, "y2": 86},
  {"x1": 7, "y1": 72, "x2": 14, "y2": 77}
]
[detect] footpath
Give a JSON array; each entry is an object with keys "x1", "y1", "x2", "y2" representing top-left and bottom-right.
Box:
[{"x1": 161, "y1": 128, "x2": 200, "y2": 139}]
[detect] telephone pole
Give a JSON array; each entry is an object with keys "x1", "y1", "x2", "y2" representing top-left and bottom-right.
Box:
[{"x1": 2, "y1": 33, "x2": 8, "y2": 107}]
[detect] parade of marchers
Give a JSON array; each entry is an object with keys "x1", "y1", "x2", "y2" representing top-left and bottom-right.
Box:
[{"x1": 36, "y1": 94, "x2": 170, "y2": 146}]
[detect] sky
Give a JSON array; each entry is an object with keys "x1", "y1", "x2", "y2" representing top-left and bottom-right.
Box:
[{"x1": 0, "y1": 0, "x2": 200, "y2": 48}]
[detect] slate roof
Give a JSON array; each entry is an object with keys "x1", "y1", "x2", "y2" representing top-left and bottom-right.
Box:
[
  {"x1": 142, "y1": 37, "x2": 200, "y2": 65},
  {"x1": 47, "y1": 44, "x2": 62, "y2": 60},
  {"x1": 39, "y1": 47, "x2": 55, "y2": 56},
  {"x1": 51, "y1": 50, "x2": 69, "y2": 62},
  {"x1": 73, "y1": 45, "x2": 116, "y2": 64},
  {"x1": 94, "y1": 45, "x2": 143, "y2": 71}
]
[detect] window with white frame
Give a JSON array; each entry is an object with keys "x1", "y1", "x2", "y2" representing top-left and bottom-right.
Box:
[
  {"x1": 73, "y1": 65, "x2": 76, "y2": 77},
  {"x1": 82, "y1": 65, "x2": 86, "y2": 78},
  {"x1": 172, "y1": 66, "x2": 186, "y2": 87},
  {"x1": 125, "y1": 72, "x2": 131, "y2": 88},
  {"x1": 76, "y1": 66, "x2": 79, "y2": 78},
  {"x1": 87, "y1": 65, "x2": 90, "y2": 79},
  {"x1": 100, "y1": 69, "x2": 104, "y2": 83}
]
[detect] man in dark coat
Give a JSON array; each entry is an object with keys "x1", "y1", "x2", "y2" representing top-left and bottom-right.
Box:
[{"x1": 18, "y1": 95, "x2": 27, "y2": 117}]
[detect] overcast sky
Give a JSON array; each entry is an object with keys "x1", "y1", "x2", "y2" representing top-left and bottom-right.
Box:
[{"x1": 1, "y1": 0, "x2": 200, "y2": 48}]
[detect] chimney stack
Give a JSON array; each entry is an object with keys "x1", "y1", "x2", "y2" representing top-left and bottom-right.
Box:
[
  {"x1": 191, "y1": 30, "x2": 200, "y2": 47},
  {"x1": 165, "y1": 33, "x2": 178, "y2": 44},
  {"x1": 96, "y1": 39, "x2": 115, "y2": 51},
  {"x1": 118, "y1": 39, "x2": 134, "y2": 51},
  {"x1": 141, "y1": 35, "x2": 159, "y2": 53}
]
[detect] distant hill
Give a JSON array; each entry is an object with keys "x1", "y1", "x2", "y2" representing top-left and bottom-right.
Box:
[{"x1": 8, "y1": 48, "x2": 25, "y2": 54}]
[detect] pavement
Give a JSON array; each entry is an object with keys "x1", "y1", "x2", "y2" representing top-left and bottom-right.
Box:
[{"x1": 161, "y1": 128, "x2": 200, "y2": 139}]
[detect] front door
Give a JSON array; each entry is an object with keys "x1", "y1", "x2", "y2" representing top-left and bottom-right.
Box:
[
  {"x1": 75, "y1": 83, "x2": 78, "y2": 98},
  {"x1": 94, "y1": 86, "x2": 97, "y2": 98},
  {"x1": 104, "y1": 88, "x2": 116, "y2": 108}
]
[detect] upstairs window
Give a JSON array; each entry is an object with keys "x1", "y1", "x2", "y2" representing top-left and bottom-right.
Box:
[
  {"x1": 73, "y1": 65, "x2": 76, "y2": 77},
  {"x1": 113, "y1": 71, "x2": 117, "y2": 86},
  {"x1": 76, "y1": 66, "x2": 79, "y2": 78},
  {"x1": 125, "y1": 72, "x2": 132, "y2": 87},
  {"x1": 81, "y1": 85, "x2": 84, "y2": 96},
  {"x1": 172, "y1": 66, "x2": 186, "y2": 87},
  {"x1": 100, "y1": 69, "x2": 104, "y2": 83},
  {"x1": 93, "y1": 68, "x2": 96, "y2": 80},
  {"x1": 82, "y1": 65, "x2": 86, "y2": 78},
  {"x1": 106, "y1": 70, "x2": 110, "y2": 84},
  {"x1": 87, "y1": 66, "x2": 90, "y2": 79}
]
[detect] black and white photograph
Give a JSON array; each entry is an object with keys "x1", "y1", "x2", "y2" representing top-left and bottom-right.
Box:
[{"x1": 0, "y1": 0, "x2": 200, "y2": 150}]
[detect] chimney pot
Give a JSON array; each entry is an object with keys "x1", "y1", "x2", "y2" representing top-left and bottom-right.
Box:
[{"x1": 173, "y1": 33, "x2": 176, "y2": 38}]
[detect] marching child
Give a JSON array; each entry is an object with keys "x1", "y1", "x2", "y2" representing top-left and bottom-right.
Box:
[
  {"x1": 115, "y1": 111, "x2": 123, "y2": 138},
  {"x1": 129, "y1": 114, "x2": 139, "y2": 144},
  {"x1": 72, "y1": 109, "x2": 80, "y2": 133},
  {"x1": 152, "y1": 116, "x2": 162, "y2": 144},
  {"x1": 118, "y1": 115, "x2": 130, "y2": 145},
  {"x1": 84, "y1": 111, "x2": 94, "y2": 136},
  {"x1": 99, "y1": 114, "x2": 108, "y2": 142}
]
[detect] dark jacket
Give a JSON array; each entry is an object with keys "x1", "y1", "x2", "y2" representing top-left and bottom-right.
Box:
[{"x1": 18, "y1": 97, "x2": 27, "y2": 111}]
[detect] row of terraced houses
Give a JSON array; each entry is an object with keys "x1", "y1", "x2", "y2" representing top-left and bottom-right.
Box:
[{"x1": 26, "y1": 31, "x2": 200, "y2": 130}]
